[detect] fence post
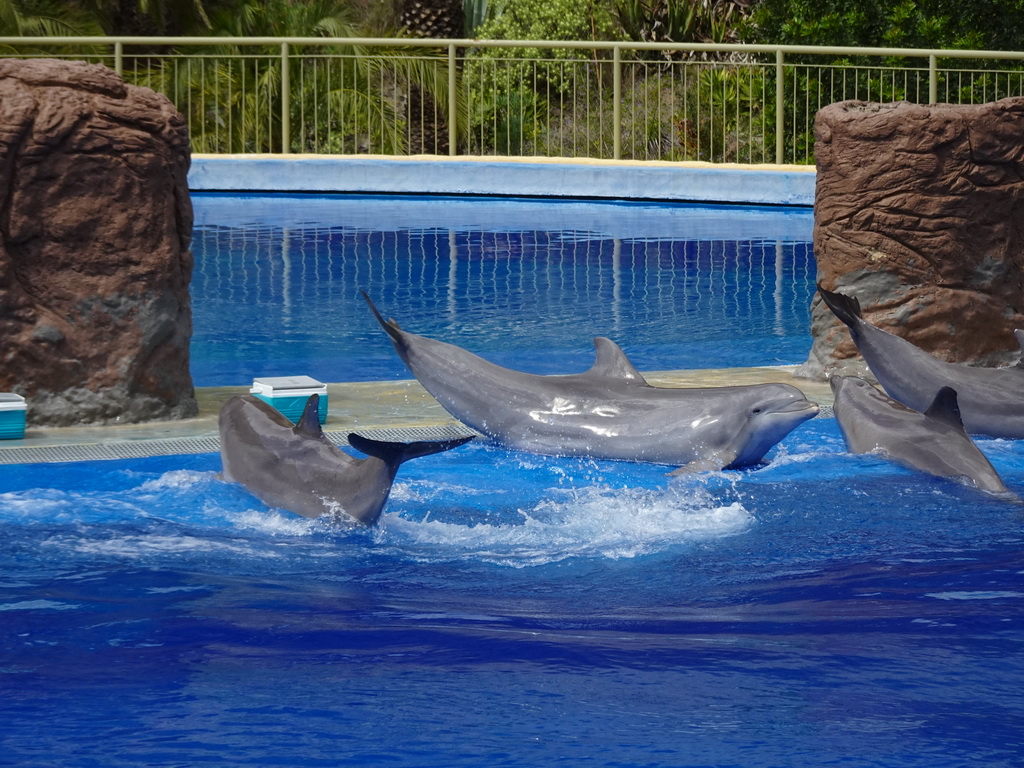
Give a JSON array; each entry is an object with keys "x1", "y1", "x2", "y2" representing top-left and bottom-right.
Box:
[
  {"x1": 114, "y1": 41, "x2": 123, "y2": 75},
  {"x1": 929, "y1": 54, "x2": 938, "y2": 103},
  {"x1": 613, "y1": 45, "x2": 622, "y2": 160},
  {"x1": 775, "y1": 49, "x2": 784, "y2": 164},
  {"x1": 449, "y1": 43, "x2": 458, "y2": 156},
  {"x1": 281, "y1": 41, "x2": 291, "y2": 153}
]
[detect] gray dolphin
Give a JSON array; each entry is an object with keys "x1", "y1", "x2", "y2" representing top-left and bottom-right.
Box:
[
  {"x1": 819, "y1": 286, "x2": 1024, "y2": 439},
  {"x1": 363, "y1": 292, "x2": 819, "y2": 471},
  {"x1": 830, "y1": 375, "x2": 1015, "y2": 499},
  {"x1": 218, "y1": 393, "x2": 473, "y2": 524}
]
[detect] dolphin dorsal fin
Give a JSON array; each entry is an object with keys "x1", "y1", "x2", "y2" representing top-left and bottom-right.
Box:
[
  {"x1": 295, "y1": 394, "x2": 324, "y2": 439},
  {"x1": 588, "y1": 337, "x2": 648, "y2": 384},
  {"x1": 923, "y1": 386, "x2": 965, "y2": 430}
]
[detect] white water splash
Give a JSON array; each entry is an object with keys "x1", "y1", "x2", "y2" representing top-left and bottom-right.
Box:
[
  {"x1": 0, "y1": 490, "x2": 78, "y2": 520},
  {"x1": 138, "y1": 470, "x2": 217, "y2": 492},
  {"x1": 376, "y1": 482, "x2": 751, "y2": 567},
  {"x1": 389, "y1": 479, "x2": 492, "y2": 503},
  {"x1": 4, "y1": 463, "x2": 751, "y2": 567},
  {"x1": 229, "y1": 508, "x2": 327, "y2": 537}
]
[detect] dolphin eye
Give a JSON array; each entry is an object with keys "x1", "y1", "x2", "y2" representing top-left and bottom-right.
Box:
[{"x1": 752, "y1": 407, "x2": 763, "y2": 415}]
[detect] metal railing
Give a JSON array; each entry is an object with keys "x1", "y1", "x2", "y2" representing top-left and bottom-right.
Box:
[{"x1": 4, "y1": 36, "x2": 1024, "y2": 164}]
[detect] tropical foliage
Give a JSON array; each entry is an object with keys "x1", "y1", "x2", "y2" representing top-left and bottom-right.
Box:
[
  {"x1": 614, "y1": 0, "x2": 750, "y2": 50},
  {"x1": 743, "y1": 0, "x2": 1024, "y2": 160},
  {"x1": 743, "y1": 0, "x2": 1024, "y2": 53},
  {"x1": 463, "y1": 0, "x2": 619, "y2": 154},
  {"x1": 129, "y1": 0, "x2": 461, "y2": 153},
  {"x1": 2, "y1": 0, "x2": 1023, "y2": 161},
  {"x1": 0, "y1": 0, "x2": 101, "y2": 53}
]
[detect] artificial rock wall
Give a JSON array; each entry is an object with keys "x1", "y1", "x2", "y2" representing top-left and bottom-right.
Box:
[
  {"x1": 800, "y1": 97, "x2": 1024, "y2": 380},
  {"x1": 0, "y1": 58, "x2": 197, "y2": 425}
]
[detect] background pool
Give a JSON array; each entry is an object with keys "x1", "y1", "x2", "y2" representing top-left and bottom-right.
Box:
[
  {"x1": 190, "y1": 194, "x2": 815, "y2": 385},
  {"x1": 1, "y1": 419, "x2": 1022, "y2": 766}
]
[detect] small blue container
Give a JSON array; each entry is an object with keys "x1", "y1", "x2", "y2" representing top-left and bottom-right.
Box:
[
  {"x1": 250, "y1": 376, "x2": 328, "y2": 425},
  {"x1": 0, "y1": 393, "x2": 27, "y2": 439}
]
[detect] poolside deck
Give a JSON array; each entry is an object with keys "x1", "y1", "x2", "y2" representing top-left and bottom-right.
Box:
[{"x1": 0, "y1": 366, "x2": 834, "y2": 464}]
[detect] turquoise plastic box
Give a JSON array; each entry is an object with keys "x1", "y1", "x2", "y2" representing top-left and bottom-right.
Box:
[
  {"x1": 250, "y1": 376, "x2": 328, "y2": 424},
  {"x1": 0, "y1": 393, "x2": 26, "y2": 439}
]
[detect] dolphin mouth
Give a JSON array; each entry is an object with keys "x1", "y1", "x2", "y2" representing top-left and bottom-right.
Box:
[
  {"x1": 778, "y1": 400, "x2": 820, "y2": 416},
  {"x1": 828, "y1": 375, "x2": 850, "y2": 395}
]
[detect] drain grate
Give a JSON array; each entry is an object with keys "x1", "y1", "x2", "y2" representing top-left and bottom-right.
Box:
[{"x1": 0, "y1": 424, "x2": 481, "y2": 465}]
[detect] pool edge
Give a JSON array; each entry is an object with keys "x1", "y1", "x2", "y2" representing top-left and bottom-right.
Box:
[
  {"x1": 188, "y1": 155, "x2": 816, "y2": 207},
  {"x1": 0, "y1": 367, "x2": 835, "y2": 464}
]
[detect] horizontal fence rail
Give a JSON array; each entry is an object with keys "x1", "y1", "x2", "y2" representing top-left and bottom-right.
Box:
[{"x1": 4, "y1": 37, "x2": 1024, "y2": 164}]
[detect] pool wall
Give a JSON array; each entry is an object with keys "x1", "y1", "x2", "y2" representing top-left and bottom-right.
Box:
[{"x1": 188, "y1": 155, "x2": 816, "y2": 207}]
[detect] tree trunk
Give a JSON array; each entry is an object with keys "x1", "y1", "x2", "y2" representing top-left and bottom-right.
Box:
[{"x1": 400, "y1": 0, "x2": 464, "y2": 154}]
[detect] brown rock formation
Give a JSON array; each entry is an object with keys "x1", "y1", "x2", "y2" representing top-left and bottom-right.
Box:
[
  {"x1": 0, "y1": 58, "x2": 196, "y2": 426},
  {"x1": 800, "y1": 97, "x2": 1024, "y2": 381}
]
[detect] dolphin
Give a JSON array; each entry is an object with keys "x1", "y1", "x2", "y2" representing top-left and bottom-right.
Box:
[
  {"x1": 818, "y1": 286, "x2": 1024, "y2": 439},
  {"x1": 218, "y1": 393, "x2": 473, "y2": 524},
  {"x1": 830, "y1": 375, "x2": 1015, "y2": 499},
  {"x1": 362, "y1": 292, "x2": 819, "y2": 471}
]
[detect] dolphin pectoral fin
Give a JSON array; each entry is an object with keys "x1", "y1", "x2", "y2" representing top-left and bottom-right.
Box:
[
  {"x1": 923, "y1": 386, "x2": 965, "y2": 431},
  {"x1": 347, "y1": 432, "x2": 475, "y2": 467},
  {"x1": 588, "y1": 337, "x2": 648, "y2": 384},
  {"x1": 294, "y1": 394, "x2": 325, "y2": 439},
  {"x1": 666, "y1": 449, "x2": 739, "y2": 475},
  {"x1": 1000, "y1": 489, "x2": 1024, "y2": 506}
]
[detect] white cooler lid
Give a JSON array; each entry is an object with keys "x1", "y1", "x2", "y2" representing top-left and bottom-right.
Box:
[
  {"x1": 250, "y1": 376, "x2": 327, "y2": 396},
  {"x1": 0, "y1": 393, "x2": 26, "y2": 411}
]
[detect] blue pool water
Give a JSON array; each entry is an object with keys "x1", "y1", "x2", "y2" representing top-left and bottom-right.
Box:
[
  {"x1": 2, "y1": 420, "x2": 1023, "y2": 766},
  {"x1": 190, "y1": 194, "x2": 816, "y2": 386},
  {"x1": 3, "y1": 195, "x2": 1023, "y2": 766}
]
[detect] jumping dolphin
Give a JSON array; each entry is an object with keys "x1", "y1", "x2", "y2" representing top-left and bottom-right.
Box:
[
  {"x1": 363, "y1": 292, "x2": 819, "y2": 471},
  {"x1": 218, "y1": 394, "x2": 473, "y2": 524},
  {"x1": 819, "y1": 286, "x2": 1024, "y2": 439},
  {"x1": 830, "y1": 375, "x2": 1015, "y2": 499}
]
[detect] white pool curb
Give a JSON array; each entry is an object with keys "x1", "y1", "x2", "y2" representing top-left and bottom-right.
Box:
[{"x1": 188, "y1": 155, "x2": 816, "y2": 207}]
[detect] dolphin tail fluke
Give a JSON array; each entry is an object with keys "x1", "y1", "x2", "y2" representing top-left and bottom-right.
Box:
[
  {"x1": 361, "y1": 290, "x2": 405, "y2": 345},
  {"x1": 347, "y1": 432, "x2": 474, "y2": 467},
  {"x1": 817, "y1": 285, "x2": 864, "y2": 333}
]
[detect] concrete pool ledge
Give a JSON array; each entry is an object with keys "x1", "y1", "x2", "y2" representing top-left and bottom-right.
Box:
[
  {"x1": 189, "y1": 154, "x2": 816, "y2": 207},
  {"x1": 0, "y1": 367, "x2": 834, "y2": 464}
]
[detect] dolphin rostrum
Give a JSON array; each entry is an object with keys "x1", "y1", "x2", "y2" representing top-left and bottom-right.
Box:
[
  {"x1": 218, "y1": 393, "x2": 473, "y2": 524},
  {"x1": 818, "y1": 286, "x2": 1024, "y2": 439},
  {"x1": 830, "y1": 375, "x2": 1015, "y2": 500},
  {"x1": 363, "y1": 292, "x2": 819, "y2": 471}
]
